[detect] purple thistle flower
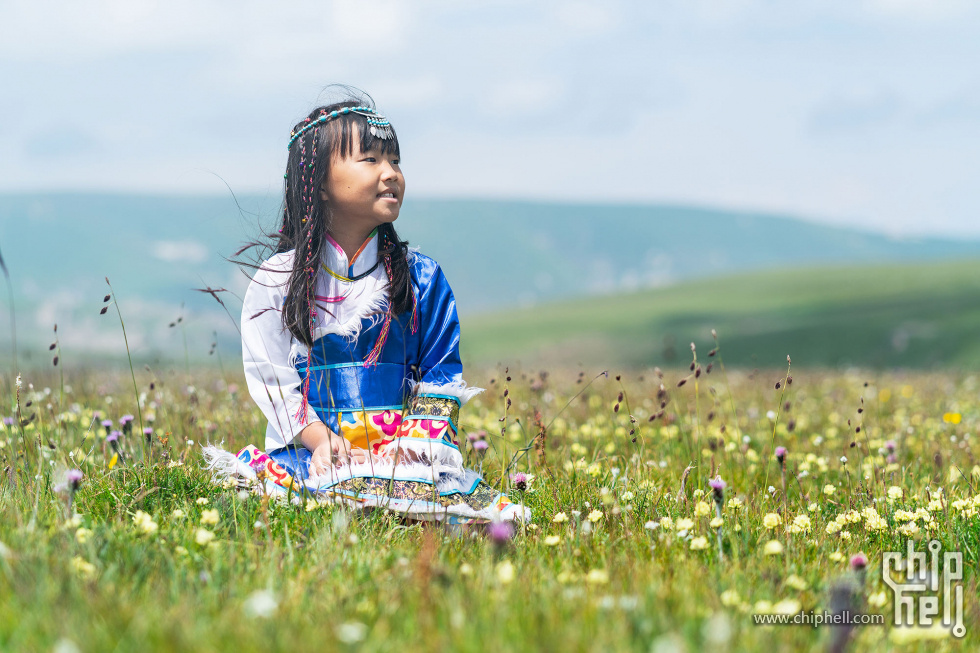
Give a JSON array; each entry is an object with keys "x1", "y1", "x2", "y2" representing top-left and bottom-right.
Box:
[
  {"x1": 67, "y1": 469, "x2": 83, "y2": 491},
  {"x1": 884, "y1": 440, "x2": 897, "y2": 452},
  {"x1": 120, "y1": 415, "x2": 134, "y2": 425},
  {"x1": 709, "y1": 476, "x2": 726, "y2": 503},
  {"x1": 509, "y1": 472, "x2": 528, "y2": 491},
  {"x1": 850, "y1": 553, "x2": 868, "y2": 571},
  {"x1": 2, "y1": 416, "x2": 13, "y2": 427},
  {"x1": 472, "y1": 440, "x2": 489, "y2": 453},
  {"x1": 487, "y1": 520, "x2": 514, "y2": 547},
  {"x1": 101, "y1": 419, "x2": 113, "y2": 435},
  {"x1": 106, "y1": 430, "x2": 121, "y2": 444},
  {"x1": 775, "y1": 446, "x2": 787, "y2": 464},
  {"x1": 143, "y1": 427, "x2": 154, "y2": 436}
]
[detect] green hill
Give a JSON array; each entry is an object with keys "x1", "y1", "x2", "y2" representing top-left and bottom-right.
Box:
[{"x1": 460, "y1": 259, "x2": 980, "y2": 369}]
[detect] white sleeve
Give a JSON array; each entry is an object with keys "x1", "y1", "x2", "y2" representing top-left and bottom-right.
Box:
[{"x1": 241, "y1": 258, "x2": 320, "y2": 449}]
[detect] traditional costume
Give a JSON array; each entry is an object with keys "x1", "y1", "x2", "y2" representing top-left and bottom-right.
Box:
[{"x1": 205, "y1": 230, "x2": 527, "y2": 523}]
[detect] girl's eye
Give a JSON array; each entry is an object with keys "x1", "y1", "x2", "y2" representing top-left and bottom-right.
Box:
[{"x1": 363, "y1": 157, "x2": 376, "y2": 163}]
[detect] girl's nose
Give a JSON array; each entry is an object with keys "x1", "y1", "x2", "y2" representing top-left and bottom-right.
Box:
[{"x1": 381, "y1": 160, "x2": 399, "y2": 181}]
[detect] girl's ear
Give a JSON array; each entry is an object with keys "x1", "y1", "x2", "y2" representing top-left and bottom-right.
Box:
[{"x1": 319, "y1": 182, "x2": 329, "y2": 202}]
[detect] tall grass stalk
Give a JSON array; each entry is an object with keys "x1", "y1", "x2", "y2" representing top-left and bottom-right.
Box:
[{"x1": 104, "y1": 278, "x2": 146, "y2": 464}]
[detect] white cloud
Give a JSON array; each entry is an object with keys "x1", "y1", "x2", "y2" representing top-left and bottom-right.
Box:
[{"x1": 152, "y1": 240, "x2": 209, "y2": 264}]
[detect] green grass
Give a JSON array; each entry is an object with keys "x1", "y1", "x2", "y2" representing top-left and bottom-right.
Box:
[
  {"x1": 1, "y1": 364, "x2": 978, "y2": 651},
  {"x1": 462, "y1": 259, "x2": 980, "y2": 369}
]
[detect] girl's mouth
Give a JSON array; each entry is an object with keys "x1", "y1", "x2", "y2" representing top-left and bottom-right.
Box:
[{"x1": 377, "y1": 192, "x2": 398, "y2": 201}]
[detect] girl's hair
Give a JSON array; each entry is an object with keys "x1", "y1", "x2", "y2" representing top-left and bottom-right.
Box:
[{"x1": 241, "y1": 88, "x2": 414, "y2": 348}]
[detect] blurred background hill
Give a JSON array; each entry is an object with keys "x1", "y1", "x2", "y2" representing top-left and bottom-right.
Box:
[{"x1": 2, "y1": 193, "x2": 978, "y2": 369}]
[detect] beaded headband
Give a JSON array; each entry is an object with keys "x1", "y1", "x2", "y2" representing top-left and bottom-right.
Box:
[{"x1": 287, "y1": 105, "x2": 394, "y2": 148}]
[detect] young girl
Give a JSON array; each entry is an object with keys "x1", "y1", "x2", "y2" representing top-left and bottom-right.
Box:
[{"x1": 208, "y1": 90, "x2": 526, "y2": 523}]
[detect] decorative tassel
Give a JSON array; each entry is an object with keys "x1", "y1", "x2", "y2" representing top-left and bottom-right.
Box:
[
  {"x1": 410, "y1": 287, "x2": 419, "y2": 334},
  {"x1": 294, "y1": 370, "x2": 311, "y2": 425},
  {"x1": 363, "y1": 310, "x2": 391, "y2": 367},
  {"x1": 364, "y1": 254, "x2": 395, "y2": 367}
]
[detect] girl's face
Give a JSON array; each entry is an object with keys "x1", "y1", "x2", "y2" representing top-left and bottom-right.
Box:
[{"x1": 320, "y1": 126, "x2": 404, "y2": 234}]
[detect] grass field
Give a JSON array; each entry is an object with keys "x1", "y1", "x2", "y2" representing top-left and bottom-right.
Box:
[
  {"x1": 462, "y1": 259, "x2": 980, "y2": 369},
  {"x1": 1, "y1": 351, "x2": 977, "y2": 651}
]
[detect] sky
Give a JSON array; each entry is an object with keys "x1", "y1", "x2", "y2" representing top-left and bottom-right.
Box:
[{"x1": 2, "y1": 0, "x2": 979, "y2": 237}]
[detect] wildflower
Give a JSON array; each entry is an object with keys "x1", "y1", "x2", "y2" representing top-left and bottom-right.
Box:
[
  {"x1": 868, "y1": 591, "x2": 888, "y2": 608},
  {"x1": 823, "y1": 484, "x2": 836, "y2": 496},
  {"x1": 825, "y1": 521, "x2": 841, "y2": 535},
  {"x1": 487, "y1": 521, "x2": 514, "y2": 547},
  {"x1": 709, "y1": 517, "x2": 724, "y2": 528},
  {"x1": 942, "y1": 412, "x2": 962, "y2": 425},
  {"x1": 763, "y1": 513, "x2": 782, "y2": 530},
  {"x1": 243, "y1": 589, "x2": 278, "y2": 619},
  {"x1": 887, "y1": 486, "x2": 903, "y2": 502},
  {"x1": 775, "y1": 446, "x2": 787, "y2": 464},
  {"x1": 172, "y1": 509, "x2": 185, "y2": 518},
  {"x1": 543, "y1": 535, "x2": 561, "y2": 547},
  {"x1": 70, "y1": 556, "x2": 96, "y2": 579},
  {"x1": 101, "y1": 419, "x2": 113, "y2": 434},
  {"x1": 552, "y1": 512, "x2": 569, "y2": 523},
  {"x1": 773, "y1": 599, "x2": 802, "y2": 615},
  {"x1": 588, "y1": 510, "x2": 603, "y2": 523},
  {"x1": 175, "y1": 546, "x2": 188, "y2": 556},
  {"x1": 839, "y1": 530, "x2": 852, "y2": 541},
  {"x1": 472, "y1": 440, "x2": 488, "y2": 453},
  {"x1": 720, "y1": 590, "x2": 740, "y2": 607},
  {"x1": 66, "y1": 469, "x2": 83, "y2": 491},
  {"x1": 840, "y1": 456, "x2": 848, "y2": 464},
  {"x1": 621, "y1": 490, "x2": 634, "y2": 502},
  {"x1": 586, "y1": 569, "x2": 609, "y2": 585},
  {"x1": 200, "y1": 509, "x2": 220, "y2": 526},
  {"x1": 643, "y1": 521, "x2": 659, "y2": 531},
  {"x1": 675, "y1": 517, "x2": 695, "y2": 531},
  {"x1": 690, "y1": 536, "x2": 709, "y2": 551},
  {"x1": 195, "y1": 528, "x2": 215, "y2": 546},
  {"x1": 509, "y1": 472, "x2": 530, "y2": 491},
  {"x1": 785, "y1": 575, "x2": 808, "y2": 590},
  {"x1": 788, "y1": 514, "x2": 811, "y2": 534},
  {"x1": 898, "y1": 523, "x2": 920, "y2": 537},
  {"x1": 850, "y1": 553, "x2": 868, "y2": 571},
  {"x1": 133, "y1": 510, "x2": 158, "y2": 535},
  {"x1": 459, "y1": 563, "x2": 473, "y2": 576},
  {"x1": 694, "y1": 501, "x2": 711, "y2": 518},
  {"x1": 75, "y1": 528, "x2": 93, "y2": 544},
  {"x1": 726, "y1": 497, "x2": 743, "y2": 512},
  {"x1": 763, "y1": 540, "x2": 784, "y2": 555},
  {"x1": 829, "y1": 551, "x2": 844, "y2": 562},
  {"x1": 496, "y1": 560, "x2": 515, "y2": 584},
  {"x1": 196, "y1": 497, "x2": 209, "y2": 505},
  {"x1": 660, "y1": 516, "x2": 674, "y2": 531},
  {"x1": 335, "y1": 622, "x2": 368, "y2": 644}
]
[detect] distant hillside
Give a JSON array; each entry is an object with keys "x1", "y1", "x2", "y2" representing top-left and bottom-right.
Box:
[
  {"x1": 460, "y1": 259, "x2": 980, "y2": 369},
  {"x1": 1, "y1": 193, "x2": 978, "y2": 365}
]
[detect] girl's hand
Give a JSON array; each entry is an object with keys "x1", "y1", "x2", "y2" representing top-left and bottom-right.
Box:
[{"x1": 310, "y1": 433, "x2": 352, "y2": 475}]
